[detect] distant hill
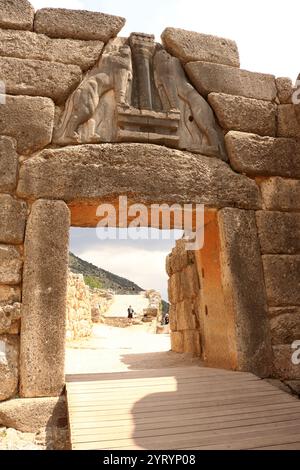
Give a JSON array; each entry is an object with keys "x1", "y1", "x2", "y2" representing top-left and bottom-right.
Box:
[{"x1": 69, "y1": 252, "x2": 169, "y2": 314}]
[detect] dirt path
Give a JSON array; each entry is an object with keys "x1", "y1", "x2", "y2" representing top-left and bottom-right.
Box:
[{"x1": 65, "y1": 323, "x2": 200, "y2": 375}]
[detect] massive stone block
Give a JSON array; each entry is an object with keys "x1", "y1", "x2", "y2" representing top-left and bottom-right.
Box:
[
  {"x1": 259, "y1": 177, "x2": 300, "y2": 211},
  {"x1": 0, "y1": 29, "x2": 104, "y2": 72},
  {"x1": 218, "y1": 208, "x2": 273, "y2": 377},
  {"x1": 20, "y1": 200, "x2": 70, "y2": 398},
  {"x1": 34, "y1": 8, "x2": 125, "y2": 41},
  {"x1": 226, "y1": 132, "x2": 300, "y2": 178},
  {"x1": 276, "y1": 77, "x2": 293, "y2": 104},
  {"x1": 161, "y1": 28, "x2": 239, "y2": 67},
  {"x1": 168, "y1": 273, "x2": 184, "y2": 304},
  {"x1": 0, "y1": 57, "x2": 82, "y2": 104},
  {"x1": 0, "y1": 0, "x2": 34, "y2": 31},
  {"x1": 0, "y1": 245, "x2": 22, "y2": 285},
  {"x1": 0, "y1": 136, "x2": 18, "y2": 192},
  {"x1": 256, "y1": 211, "x2": 300, "y2": 254},
  {"x1": 263, "y1": 255, "x2": 300, "y2": 306},
  {"x1": 208, "y1": 93, "x2": 276, "y2": 136},
  {"x1": 0, "y1": 396, "x2": 67, "y2": 433},
  {"x1": 0, "y1": 195, "x2": 27, "y2": 244},
  {"x1": 272, "y1": 345, "x2": 300, "y2": 380},
  {"x1": 277, "y1": 104, "x2": 300, "y2": 138},
  {"x1": 270, "y1": 312, "x2": 300, "y2": 345},
  {"x1": 183, "y1": 330, "x2": 201, "y2": 355},
  {"x1": 185, "y1": 62, "x2": 277, "y2": 101},
  {"x1": 176, "y1": 300, "x2": 197, "y2": 331},
  {"x1": 0, "y1": 335, "x2": 19, "y2": 401},
  {"x1": 17, "y1": 144, "x2": 261, "y2": 211},
  {"x1": 170, "y1": 331, "x2": 184, "y2": 353},
  {"x1": 0, "y1": 95, "x2": 54, "y2": 154}
]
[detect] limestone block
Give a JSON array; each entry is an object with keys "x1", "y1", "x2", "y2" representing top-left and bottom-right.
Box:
[
  {"x1": 168, "y1": 272, "x2": 184, "y2": 304},
  {"x1": 169, "y1": 306, "x2": 177, "y2": 332},
  {"x1": 218, "y1": 208, "x2": 273, "y2": 377},
  {"x1": 170, "y1": 331, "x2": 184, "y2": 353},
  {"x1": 183, "y1": 330, "x2": 201, "y2": 355},
  {"x1": 34, "y1": 8, "x2": 125, "y2": 41},
  {"x1": 181, "y1": 264, "x2": 200, "y2": 299},
  {"x1": 17, "y1": 144, "x2": 261, "y2": 211},
  {"x1": 0, "y1": 303, "x2": 21, "y2": 335},
  {"x1": 161, "y1": 27, "x2": 239, "y2": 67},
  {"x1": 0, "y1": 286, "x2": 21, "y2": 306},
  {"x1": 0, "y1": 195, "x2": 27, "y2": 244},
  {"x1": 276, "y1": 77, "x2": 293, "y2": 104},
  {"x1": 176, "y1": 300, "x2": 197, "y2": 331},
  {"x1": 273, "y1": 345, "x2": 300, "y2": 380},
  {"x1": 0, "y1": 29, "x2": 104, "y2": 72},
  {"x1": 0, "y1": 57, "x2": 82, "y2": 104},
  {"x1": 0, "y1": 95, "x2": 54, "y2": 154},
  {"x1": 256, "y1": 211, "x2": 300, "y2": 254},
  {"x1": 277, "y1": 104, "x2": 300, "y2": 138},
  {"x1": 0, "y1": 335, "x2": 19, "y2": 401},
  {"x1": 0, "y1": 245, "x2": 22, "y2": 285},
  {"x1": 259, "y1": 177, "x2": 300, "y2": 211},
  {"x1": 208, "y1": 93, "x2": 276, "y2": 136},
  {"x1": 185, "y1": 62, "x2": 277, "y2": 101},
  {"x1": 0, "y1": 396, "x2": 67, "y2": 433},
  {"x1": 0, "y1": 0, "x2": 34, "y2": 31},
  {"x1": 20, "y1": 200, "x2": 70, "y2": 398},
  {"x1": 226, "y1": 131, "x2": 300, "y2": 178},
  {"x1": 0, "y1": 136, "x2": 18, "y2": 192},
  {"x1": 262, "y1": 255, "x2": 300, "y2": 306},
  {"x1": 270, "y1": 312, "x2": 300, "y2": 345}
]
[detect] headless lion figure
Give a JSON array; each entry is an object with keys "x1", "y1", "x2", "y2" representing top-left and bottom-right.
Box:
[
  {"x1": 56, "y1": 45, "x2": 132, "y2": 143},
  {"x1": 154, "y1": 49, "x2": 227, "y2": 160}
]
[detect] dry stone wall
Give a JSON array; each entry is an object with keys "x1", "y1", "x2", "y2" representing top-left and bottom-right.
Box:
[
  {"x1": 66, "y1": 273, "x2": 92, "y2": 342},
  {"x1": 0, "y1": 0, "x2": 298, "y2": 410}
]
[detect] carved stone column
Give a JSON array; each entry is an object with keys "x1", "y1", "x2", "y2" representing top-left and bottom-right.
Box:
[{"x1": 129, "y1": 33, "x2": 156, "y2": 110}]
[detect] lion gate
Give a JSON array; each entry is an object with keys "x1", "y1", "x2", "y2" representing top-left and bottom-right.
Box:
[{"x1": 0, "y1": 2, "x2": 299, "y2": 413}]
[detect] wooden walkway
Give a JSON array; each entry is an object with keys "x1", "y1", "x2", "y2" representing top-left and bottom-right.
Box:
[{"x1": 66, "y1": 366, "x2": 300, "y2": 450}]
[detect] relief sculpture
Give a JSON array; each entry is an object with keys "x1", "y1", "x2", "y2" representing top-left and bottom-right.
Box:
[{"x1": 55, "y1": 33, "x2": 227, "y2": 161}]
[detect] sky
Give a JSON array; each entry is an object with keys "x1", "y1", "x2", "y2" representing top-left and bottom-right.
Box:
[{"x1": 31, "y1": 0, "x2": 299, "y2": 300}]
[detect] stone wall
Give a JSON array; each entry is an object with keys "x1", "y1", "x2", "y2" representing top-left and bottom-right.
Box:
[
  {"x1": 66, "y1": 272, "x2": 92, "y2": 342},
  {"x1": 0, "y1": 0, "x2": 299, "y2": 411}
]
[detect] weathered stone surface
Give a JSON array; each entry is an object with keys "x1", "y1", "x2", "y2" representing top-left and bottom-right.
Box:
[
  {"x1": 0, "y1": 0, "x2": 34, "y2": 31},
  {"x1": 181, "y1": 265, "x2": 200, "y2": 299},
  {"x1": 161, "y1": 27, "x2": 239, "y2": 67},
  {"x1": 276, "y1": 77, "x2": 293, "y2": 104},
  {"x1": 277, "y1": 104, "x2": 300, "y2": 138},
  {"x1": 170, "y1": 331, "x2": 184, "y2": 353},
  {"x1": 183, "y1": 330, "x2": 201, "y2": 355},
  {"x1": 168, "y1": 273, "x2": 184, "y2": 304},
  {"x1": 218, "y1": 208, "x2": 273, "y2": 377},
  {"x1": 0, "y1": 335, "x2": 19, "y2": 401},
  {"x1": 208, "y1": 93, "x2": 276, "y2": 136},
  {"x1": 185, "y1": 62, "x2": 277, "y2": 101},
  {"x1": 0, "y1": 303, "x2": 21, "y2": 335},
  {"x1": 176, "y1": 300, "x2": 197, "y2": 331},
  {"x1": 17, "y1": 144, "x2": 261, "y2": 211},
  {"x1": 226, "y1": 131, "x2": 300, "y2": 178},
  {"x1": 263, "y1": 255, "x2": 300, "y2": 306},
  {"x1": 270, "y1": 313, "x2": 300, "y2": 345},
  {"x1": 0, "y1": 245, "x2": 22, "y2": 285},
  {"x1": 259, "y1": 177, "x2": 300, "y2": 211},
  {"x1": 0, "y1": 195, "x2": 27, "y2": 244},
  {"x1": 0, "y1": 286, "x2": 21, "y2": 306},
  {"x1": 0, "y1": 29, "x2": 104, "y2": 72},
  {"x1": 273, "y1": 345, "x2": 300, "y2": 380},
  {"x1": 169, "y1": 306, "x2": 177, "y2": 332},
  {"x1": 0, "y1": 396, "x2": 67, "y2": 433},
  {"x1": 0, "y1": 136, "x2": 18, "y2": 192},
  {"x1": 286, "y1": 380, "x2": 300, "y2": 395},
  {"x1": 34, "y1": 8, "x2": 125, "y2": 41},
  {"x1": 269, "y1": 306, "x2": 300, "y2": 318},
  {"x1": 0, "y1": 57, "x2": 82, "y2": 103},
  {"x1": 20, "y1": 200, "x2": 70, "y2": 398},
  {"x1": 256, "y1": 211, "x2": 300, "y2": 254},
  {"x1": 0, "y1": 95, "x2": 54, "y2": 154}
]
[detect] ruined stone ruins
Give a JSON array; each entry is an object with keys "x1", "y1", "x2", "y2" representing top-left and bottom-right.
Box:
[{"x1": 0, "y1": 0, "x2": 300, "y2": 436}]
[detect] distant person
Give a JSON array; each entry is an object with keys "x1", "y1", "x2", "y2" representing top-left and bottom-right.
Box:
[
  {"x1": 164, "y1": 313, "x2": 169, "y2": 325},
  {"x1": 127, "y1": 305, "x2": 134, "y2": 321}
]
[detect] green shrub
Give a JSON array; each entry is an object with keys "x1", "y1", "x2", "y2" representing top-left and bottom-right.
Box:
[{"x1": 84, "y1": 275, "x2": 103, "y2": 290}]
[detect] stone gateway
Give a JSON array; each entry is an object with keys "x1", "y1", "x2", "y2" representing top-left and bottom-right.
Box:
[{"x1": 0, "y1": 0, "x2": 299, "y2": 445}]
